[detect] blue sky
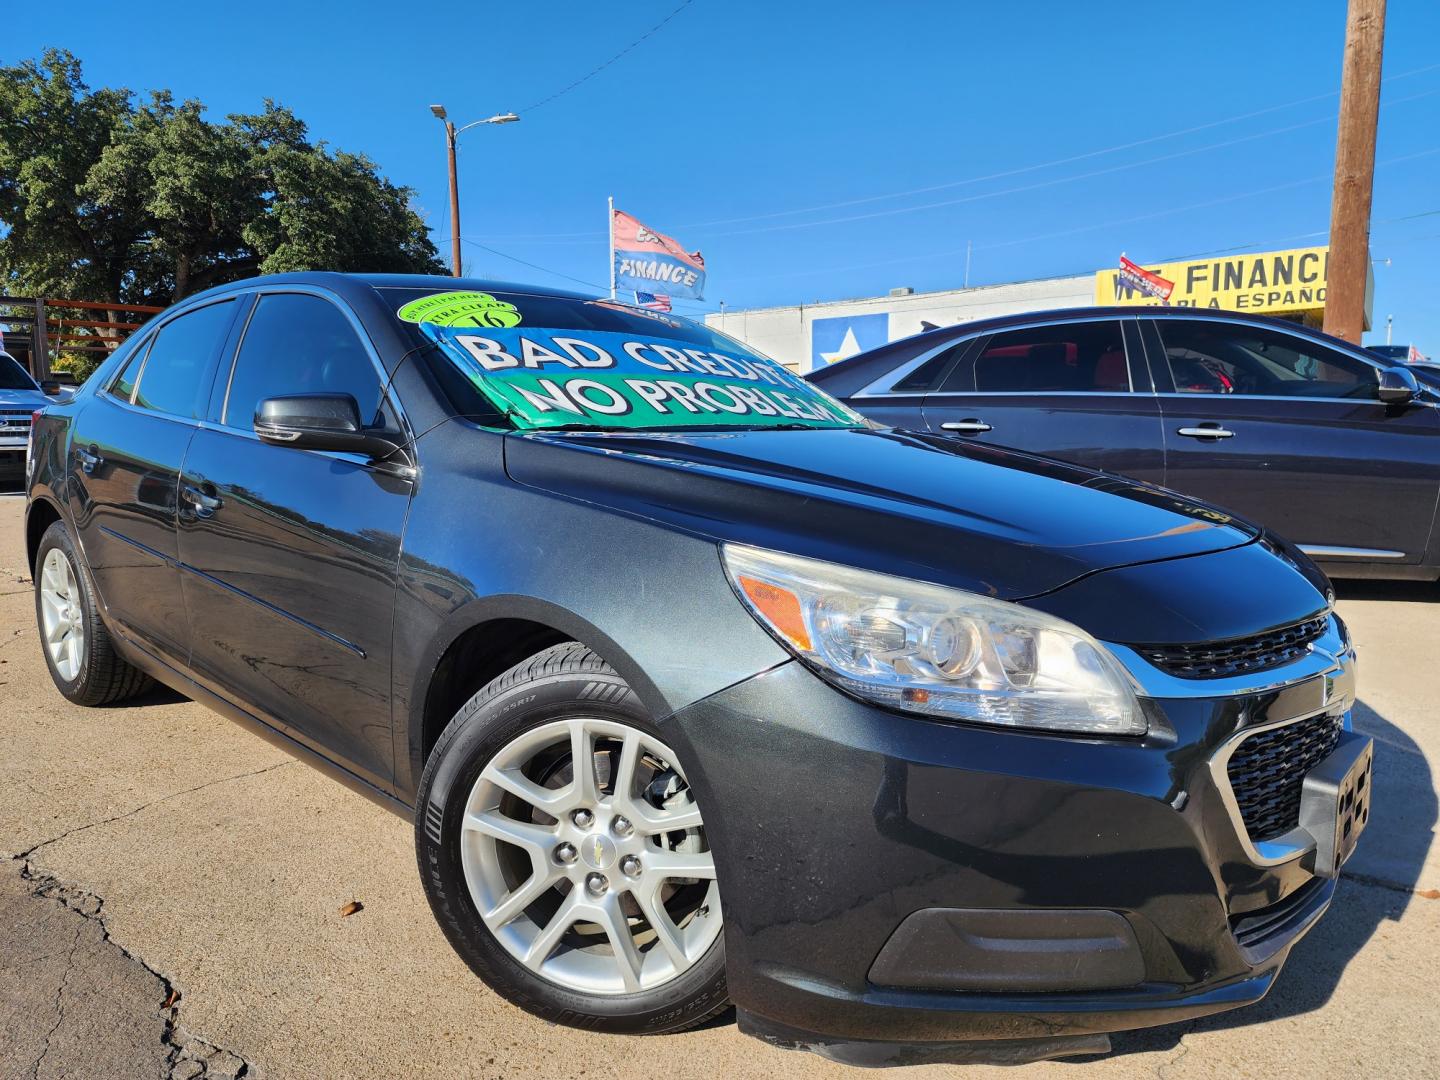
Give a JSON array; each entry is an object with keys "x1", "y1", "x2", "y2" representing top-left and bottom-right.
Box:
[{"x1": 12, "y1": 1, "x2": 1440, "y2": 347}]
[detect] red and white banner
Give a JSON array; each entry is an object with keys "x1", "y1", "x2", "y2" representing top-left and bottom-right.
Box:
[{"x1": 1118, "y1": 255, "x2": 1175, "y2": 301}]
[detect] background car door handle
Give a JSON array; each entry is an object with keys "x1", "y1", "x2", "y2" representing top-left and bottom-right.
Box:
[
  {"x1": 940, "y1": 420, "x2": 993, "y2": 434},
  {"x1": 182, "y1": 483, "x2": 223, "y2": 518},
  {"x1": 75, "y1": 446, "x2": 102, "y2": 474},
  {"x1": 1177, "y1": 425, "x2": 1235, "y2": 440}
]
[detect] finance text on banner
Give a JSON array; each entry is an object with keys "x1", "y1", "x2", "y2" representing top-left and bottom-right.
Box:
[{"x1": 612, "y1": 209, "x2": 706, "y2": 300}]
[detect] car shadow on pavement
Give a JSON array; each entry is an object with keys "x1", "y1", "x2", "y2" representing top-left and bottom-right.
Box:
[
  {"x1": 1333, "y1": 578, "x2": 1440, "y2": 603},
  {"x1": 1103, "y1": 699, "x2": 1435, "y2": 1059}
]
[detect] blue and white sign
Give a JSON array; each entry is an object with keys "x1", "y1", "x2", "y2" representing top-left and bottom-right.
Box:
[{"x1": 810, "y1": 313, "x2": 889, "y2": 372}]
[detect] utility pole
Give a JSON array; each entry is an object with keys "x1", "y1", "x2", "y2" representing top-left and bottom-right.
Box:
[
  {"x1": 1322, "y1": 0, "x2": 1386, "y2": 343},
  {"x1": 444, "y1": 121, "x2": 462, "y2": 277}
]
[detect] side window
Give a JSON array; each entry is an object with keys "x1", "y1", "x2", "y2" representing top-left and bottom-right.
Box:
[
  {"x1": 1158, "y1": 321, "x2": 1379, "y2": 399},
  {"x1": 130, "y1": 301, "x2": 236, "y2": 417},
  {"x1": 108, "y1": 342, "x2": 146, "y2": 401},
  {"x1": 108, "y1": 333, "x2": 155, "y2": 401},
  {"x1": 223, "y1": 294, "x2": 383, "y2": 429},
  {"x1": 891, "y1": 341, "x2": 967, "y2": 392},
  {"x1": 953, "y1": 322, "x2": 1130, "y2": 393}
]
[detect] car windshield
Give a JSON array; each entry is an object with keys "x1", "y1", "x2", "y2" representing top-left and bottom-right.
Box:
[
  {"x1": 0, "y1": 353, "x2": 38, "y2": 391},
  {"x1": 382, "y1": 288, "x2": 865, "y2": 432}
]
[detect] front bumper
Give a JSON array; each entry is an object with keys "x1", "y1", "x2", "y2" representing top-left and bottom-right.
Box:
[{"x1": 666, "y1": 627, "x2": 1359, "y2": 1061}]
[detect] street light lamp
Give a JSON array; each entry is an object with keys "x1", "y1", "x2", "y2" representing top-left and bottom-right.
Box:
[{"x1": 430, "y1": 105, "x2": 520, "y2": 276}]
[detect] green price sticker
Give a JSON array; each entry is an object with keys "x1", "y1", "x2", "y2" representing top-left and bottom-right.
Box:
[{"x1": 398, "y1": 291, "x2": 522, "y2": 328}]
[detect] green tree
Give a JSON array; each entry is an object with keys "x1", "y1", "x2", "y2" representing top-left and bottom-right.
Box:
[{"x1": 0, "y1": 49, "x2": 442, "y2": 312}]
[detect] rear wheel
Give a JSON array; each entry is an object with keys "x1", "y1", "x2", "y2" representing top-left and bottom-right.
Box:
[
  {"x1": 416, "y1": 642, "x2": 728, "y2": 1033},
  {"x1": 33, "y1": 521, "x2": 153, "y2": 706}
]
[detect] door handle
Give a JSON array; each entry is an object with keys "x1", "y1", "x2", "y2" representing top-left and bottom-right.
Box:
[
  {"x1": 1177, "y1": 425, "x2": 1235, "y2": 440},
  {"x1": 940, "y1": 419, "x2": 993, "y2": 434},
  {"x1": 75, "y1": 445, "x2": 102, "y2": 474},
  {"x1": 181, "y1": 483, "x2": 223, "y2": 518}
]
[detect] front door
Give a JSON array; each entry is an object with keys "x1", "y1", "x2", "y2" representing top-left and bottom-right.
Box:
[
  {"x1": 921, "y1": 318, "x2": 1167, "y2": 484},
  {"x1": 1151, "y1": 317, "x2": 1440, "y2": 562},
  {"x1": 176, "y1": 290, "x2": 414, "y2": 789},
  {"x1": 66, "y1": 298, "x2": 239, "y2": 668}
]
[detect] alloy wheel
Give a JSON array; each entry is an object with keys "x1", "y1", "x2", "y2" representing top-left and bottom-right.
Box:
[
  {"x1": 39, "y1": 548, "x2": 85, "y2": 682},
  {"x1": 461, "y1": 718, "x2": 722, "y2": 995}
]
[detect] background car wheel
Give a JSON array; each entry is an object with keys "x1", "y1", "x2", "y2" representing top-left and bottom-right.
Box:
[
  {"x1": 416, "y1": 642, "x2": 729, "y2": 1034},
  {"x1": 33, "y1": 520, "x2": 153, "y2": 706}
]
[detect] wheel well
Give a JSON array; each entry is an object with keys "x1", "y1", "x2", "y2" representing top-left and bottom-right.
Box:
[
  {"x1": 25, "y1": 499, "x2": 62, "y2": 575},
  {"x1": 420, "y1": 619, "x2": 571, "y2": 766}
]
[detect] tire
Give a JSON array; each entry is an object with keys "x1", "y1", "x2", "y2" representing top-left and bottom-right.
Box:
[
  {"x1": 416, "y1": 642, "x2": 729, "y2": 1034},
  {"x1": 33, "y1": 520, "x2": 153, "y2": 706}
]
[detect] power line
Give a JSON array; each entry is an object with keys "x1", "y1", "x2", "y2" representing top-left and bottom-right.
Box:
[
  {"x1": 520, "y1": 0, "x2": 697, "y2": 113},
  {"x1": 457, "y1": 237, "x2": 716, "y2": 315},
  {"x1": 486, "y1": 60, "x2": 1440, "y2": 242},
  {"x1": 459, "y1": 238, "x2": 608, "y2": 292},
  {"x1": 730, "y1": 147, "x2": 1440, "y2": 286}
]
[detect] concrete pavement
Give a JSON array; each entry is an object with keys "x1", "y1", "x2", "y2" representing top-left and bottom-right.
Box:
[{"x1": 1, "y1": 491, "x2": 1436, "y2": 1078}]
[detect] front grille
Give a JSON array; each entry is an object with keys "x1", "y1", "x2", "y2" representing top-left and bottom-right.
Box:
[
  {"x1": 1227, "y1": 712, "x2": 1343, "y2": 842},
  {"x1": 1135, "y1": 615, "x2": 1328, "y2": 680}
]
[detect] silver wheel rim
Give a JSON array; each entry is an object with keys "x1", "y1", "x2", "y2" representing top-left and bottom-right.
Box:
[
  {"x1": 39, "y1": 548, "x2": 85, "y2": 682},
  {"x1": 461, "y1": 717, "x2": 722, "y2": 995}
]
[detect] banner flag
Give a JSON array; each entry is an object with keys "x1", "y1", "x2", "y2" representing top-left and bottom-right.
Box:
[
  {"x1": 612, "y1": 209, "x2": 706, "y2": 300},
  {"x1": 1117, "y1": 255, "x2": 1175, "y2": 301}
]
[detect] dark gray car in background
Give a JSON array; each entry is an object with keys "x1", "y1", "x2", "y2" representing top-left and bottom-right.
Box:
[{"x1": 809, "y1": 308, "x2": 1440, "y2": 582}]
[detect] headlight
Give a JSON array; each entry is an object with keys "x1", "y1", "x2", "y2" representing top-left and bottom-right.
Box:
[{"x1": 722, "y1": 544, "x2": 1145, "y2": 736}]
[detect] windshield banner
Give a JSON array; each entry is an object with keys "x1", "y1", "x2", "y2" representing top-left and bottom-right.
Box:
[{"x1": 422, "y1": 323, "x2": 864, "y2": 431}]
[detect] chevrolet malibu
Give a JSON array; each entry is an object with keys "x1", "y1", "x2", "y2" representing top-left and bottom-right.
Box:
[{"x1": 24, "y1": 274, "x2": 1371, "y2": 1066}]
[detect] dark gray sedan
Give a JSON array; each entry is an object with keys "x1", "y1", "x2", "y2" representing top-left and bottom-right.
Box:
[{"x1": 809, "y1": 307, "x2": 1440, "y2": 582}]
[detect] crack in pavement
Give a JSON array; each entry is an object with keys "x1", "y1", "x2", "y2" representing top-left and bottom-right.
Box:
[
  {"x1": 15, "y1": 759, "x2": 296, "y2": 863},
  {"x1": 15, "y1": 862, "x2": 255, "y2": 1079},
  {"x1": 29, "y1": 921, "x2": 82, "y2": 1080},
  {"x1": 1345, "y1": 870, "x2": 1439, "y2": 898},
  {"x1": 8, "y1": 760, "x2": 297, "y2": 1079}
]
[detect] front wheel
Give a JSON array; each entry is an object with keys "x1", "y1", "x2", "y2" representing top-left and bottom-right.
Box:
[{"x1": 415, "y1": 642, "x2": 728, "y2": 1033}]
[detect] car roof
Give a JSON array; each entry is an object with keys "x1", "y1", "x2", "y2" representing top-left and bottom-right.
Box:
[{"x1": 179, "y1": 271, "x2": 598, "y2": 307}]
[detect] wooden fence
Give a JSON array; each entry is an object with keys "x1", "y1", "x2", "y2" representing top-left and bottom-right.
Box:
[{"x1": 0, "y1": 296, "x2": 165, "y2": 379}]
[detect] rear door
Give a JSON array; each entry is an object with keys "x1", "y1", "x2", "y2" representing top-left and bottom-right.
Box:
[
  {"x1": 1149, "y1": 317, "x2": 1440, "y2": 563},
  {"x1": 920, "y1": 317, "x2": 1167, "y2": 484},
  {"x1": 66, "y1": 298, "x2": 240, "y2": 669},
  {"x1": 176, "y1": 288, "x2": 414, "y2": 788}
]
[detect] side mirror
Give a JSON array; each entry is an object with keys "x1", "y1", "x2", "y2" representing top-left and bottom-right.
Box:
[
  {"x1": 1377, "y1": 365, "x2": 1420, "y2": 405},
  {"x1": 254, "y1": 394, "x2": 404, "y2": 461},
  {"x1": 39, "y1": 379, "x2": 62, "y2": 396}
]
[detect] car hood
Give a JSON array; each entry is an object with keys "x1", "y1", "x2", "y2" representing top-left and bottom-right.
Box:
[
  {"x1": 503, "y1": 427, "x2": 1260, "y2": 600},
  {"x1": 0, "y1": 388, "x2": 48, "y2": 408}
]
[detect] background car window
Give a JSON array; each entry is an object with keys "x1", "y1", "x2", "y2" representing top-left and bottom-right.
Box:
[
  {"x1": 224, "y1": 293, "x2": 383, "y2": 429},
  {"x1": 953, "y1": 322, "x2": 1130, "y2": 393},
  {"x1": 0, "y1": 353, "x2": 39, "y2": 391},
  {"x1": 130, "y1": 301, "x2": 235, "y2": 417},
  {"x1": 1159, "y1": 322, "x2": 1379, "y2": 398},
  {"x1": 892, "y1": 343, "x2": 965, "y2": 392}
]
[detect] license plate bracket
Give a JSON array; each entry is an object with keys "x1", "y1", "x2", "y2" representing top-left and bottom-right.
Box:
[{"x1": 1298, "y1": 730, "x2": 1373, "y2": 878}]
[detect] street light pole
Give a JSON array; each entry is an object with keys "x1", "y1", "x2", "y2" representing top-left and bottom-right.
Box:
[
  {"x1": 443, "y1": 119, "x2": 461, "y2": 277},
  {"x1": 430, "y1": 105, "x2": 520, "y2": 278}
]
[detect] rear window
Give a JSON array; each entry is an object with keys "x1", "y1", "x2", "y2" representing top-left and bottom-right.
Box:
[{"x1": 382, "y1": 288, "x2": 864, "y2": 432}]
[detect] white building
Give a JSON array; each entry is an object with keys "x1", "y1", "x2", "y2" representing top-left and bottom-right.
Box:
[{"x1": 706, "y1": 273, "x2": 1093, "y2": 373}]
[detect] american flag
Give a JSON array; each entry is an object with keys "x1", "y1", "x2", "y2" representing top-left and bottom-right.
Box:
[{"x1": 634, "y1": 291, "x2": 672, "y2": 312}]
